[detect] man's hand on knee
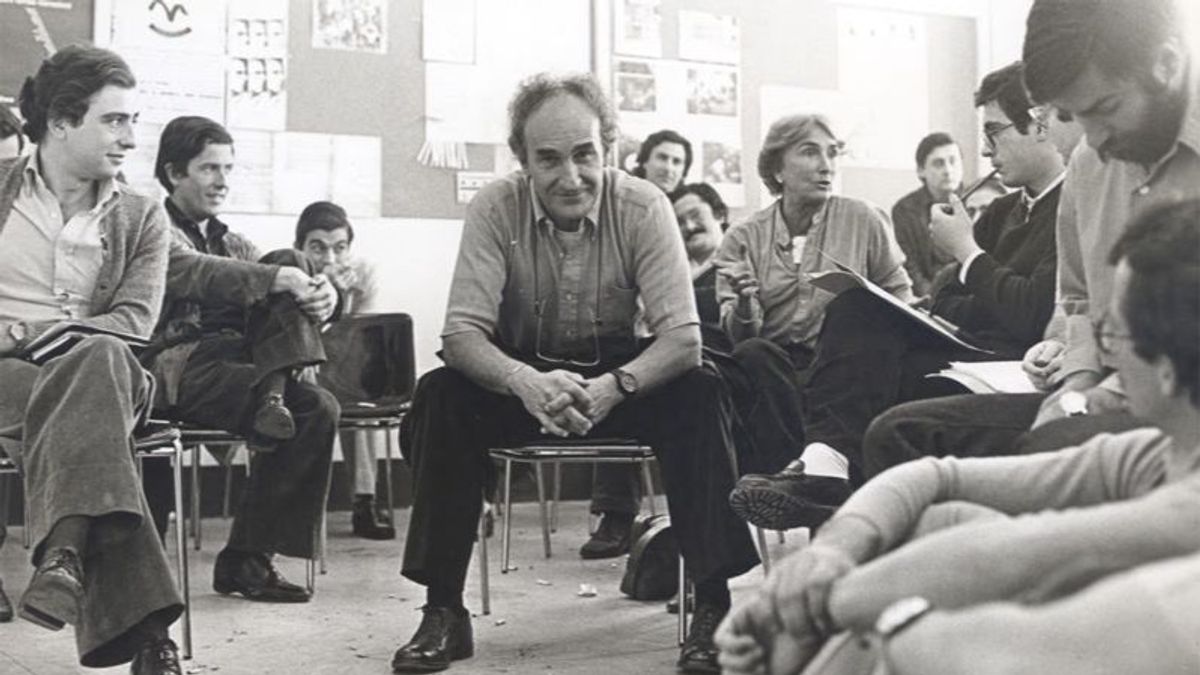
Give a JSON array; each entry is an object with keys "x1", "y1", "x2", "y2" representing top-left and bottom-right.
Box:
[{"x1": 270, "y1": 268, "x2": 338, "y2": 322}]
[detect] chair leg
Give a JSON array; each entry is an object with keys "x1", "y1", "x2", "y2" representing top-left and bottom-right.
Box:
[
  {"x1": 319, "y1": 510, "x2": 328, "y2": 575},
  {"x1": 778, "y1": 530, "x2": 786, "y2": 544},
  {"x1": 535, "y1": 462, "x2": 551, "y2": 559},
  {"x1": 549, "y1": 461, "x2": 561, "y2": 533},
  {"x1": 221, "y1": 457, "x2": 234, "y2": 519},
  {"x1": 384, "y1": 425, "x2": 396, "y2": 530},
  {"x1": 190, "y1": 444, "x2": 201, "y2": 550},
  {"x1": 478, "y1": 502, "x2": 490, "y2": 616},
  {"x1": 756, "y1": 527, "x2": 771, "y2": 575},
  {"x1": 21, "y1": 480, "x2": 31, "y2": 550},
  {"x1": 501, "y1": 459, "x2": 513, "y2": 574},
  {"x1": 640, "y1": 460, "x2": 657, "y2": 517},
  {"x1": 171, "y1": 440, "x2": 193, "y2": 660},
  {"x1": 677, "y1": 555, "x2": 689, "y2": 646}
]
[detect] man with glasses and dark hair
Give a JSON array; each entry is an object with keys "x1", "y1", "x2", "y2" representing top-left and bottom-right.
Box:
[
  {"x1": 727, "y1": 64, "x2": 1080, "y2": 530},
  {"x1": 393, "y1": 72, "x2": 758, "y2": 674},
  {"x1": 716, "y1": 197, "x2": 1200, "y2": 675},
  {"x1": 861, "y1": 0, "x2": 1199, "y2": 476}
]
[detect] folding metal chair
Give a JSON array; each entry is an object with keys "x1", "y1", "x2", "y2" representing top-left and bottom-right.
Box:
[{"x1": 177, "y1": 425, "x2": 321, "y2": 593}]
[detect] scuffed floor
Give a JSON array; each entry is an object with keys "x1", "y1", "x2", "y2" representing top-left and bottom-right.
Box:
[{"x1": 0, "y1": 500, "x2": 807, "y2": 675}]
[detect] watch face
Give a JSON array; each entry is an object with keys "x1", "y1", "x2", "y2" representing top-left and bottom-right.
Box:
[
  {"x1": 617, "y1": 370, "x2": 638, "y2": 394},
  {"x1": 876, "y1": 596, "x2": 931, "y2": 637},
  {"x1": 1060, "y1": 391, "x2": 1088, "y2": 416}
]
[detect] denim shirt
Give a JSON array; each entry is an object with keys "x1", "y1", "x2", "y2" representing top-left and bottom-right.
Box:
[{"x1": 442, "y1": 168, "x2": 697, "y2": 364}]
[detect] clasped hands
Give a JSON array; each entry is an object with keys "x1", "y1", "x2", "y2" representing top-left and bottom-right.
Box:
[
  {"x1": 715, "y1": 544, "x2": 856, "y2": 675},
  {"x1": 272, "y1": 267, "x2": 339, "y2": 322},
  {"x1": 508, "y1": 367, "x2": 624, "y2": 437}
]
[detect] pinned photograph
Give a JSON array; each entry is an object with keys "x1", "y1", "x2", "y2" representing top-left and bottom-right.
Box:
[
  {"x1": 702, "y1": 141, "x2": 742, "y2": 184},
  {"x1": 615, "y1": 60, "x2": 656, "y2": 113},
  {"x1": 313, "y1": 0, "x2": 388, "y2": 53},
  {"x1": 687, "y1": 66, "x2": 738, "y2": 117},
  {"x1": 614, "y1": 0, "x2": 662, "y2": 58}
]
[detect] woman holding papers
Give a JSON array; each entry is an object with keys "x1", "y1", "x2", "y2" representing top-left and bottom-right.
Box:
[
  {"x1": 725, "y1": 62, "x2": 1077, "y2": 533},
  {"x1": 713, "y1": 113, "x2": 914, "y2": 529}
]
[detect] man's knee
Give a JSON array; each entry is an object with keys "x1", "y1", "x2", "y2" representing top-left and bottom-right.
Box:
[
  {"x1": 732, "y1": 337, "x2": 787, "y2": 372},
  {"x1": 411, "y1": 367, "x2": 479, "y2": 411},
  {"x1": 259, "y1": 248, "x2": 313, "y2": 273},
  {"x1": 862, "y1": 403, "x2": 919, "y2": 477},
  {"x1": 71, "y1": 334, "x2": 137, "y2": 362}
]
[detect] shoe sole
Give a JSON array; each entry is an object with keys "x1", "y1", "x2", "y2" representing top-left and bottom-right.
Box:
[
  {"x1": 391, "y1": 640, "x2": 473, "y2": 673},
  {"x1": 579, "y1": 542, "x2": 630, "y2": 560},
  {"x1": 213, "y1": 580, "x2": 311, "y2": 603},
  {"x1": 18, "y1": 572, "x2": 82, "y2": 631},
  {"x1": 729, "y1": 484, "x2": 835, "y2": 531},
  {"x1": 253, "y1": 408, "x2": 295, "y2": 440}
]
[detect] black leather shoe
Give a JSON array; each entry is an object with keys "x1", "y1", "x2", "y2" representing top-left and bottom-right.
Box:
[
  {"x1": 391, "y1": 605, "x2": 473, "y2": 673},
  {"x1": 352, "y1": 495, "x2": 396, "y2": 540},
  {"x1": 729, "y1": 459, "x2": 853, "y2": 531},
  {"x1": 252, "y1": 393, "x2": 295, "y2": 441},
  {"x1": 0, "y1": 578, "x2": 13, "y2": 622},
  {"x1": 677, "y1": 603, "x2": 726, "y2": 673},
  {"x1": 130, "y1": 638, "x2": 182, "y2": 675},
  {"x1": 213, "y1": 549, "x2": 310, "y2": 603},
  {"x1": 579, "y1": 512, "x2": 634, "y2": 559},
  {"x1": 18, "y1": 547, "x2": 84, "y2": 630}
]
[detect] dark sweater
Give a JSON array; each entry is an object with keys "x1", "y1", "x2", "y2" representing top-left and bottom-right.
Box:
[{"x1": 931, "y1": 184, "x2": 1060, "y2": 356}]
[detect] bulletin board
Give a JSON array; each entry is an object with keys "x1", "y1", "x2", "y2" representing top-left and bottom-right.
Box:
[{"x1": 1, "y1": 0, "x2": 982, "y2": 220}]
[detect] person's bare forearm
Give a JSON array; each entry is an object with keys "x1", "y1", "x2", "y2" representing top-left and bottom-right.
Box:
[
  {"x1": 442, "y1": 331, "x2": 529, "y2": 395},
  {"x1": 618, "y1": 324, "x2": 701, "y2": 393}
]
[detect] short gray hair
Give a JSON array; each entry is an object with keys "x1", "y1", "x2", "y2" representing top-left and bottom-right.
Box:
[
  {"x1": 507, "y1": 72, "x2": 618, "y2": 166},
  {"x1": 757, "y1": 114, "x2": 837, "y2": 196}
]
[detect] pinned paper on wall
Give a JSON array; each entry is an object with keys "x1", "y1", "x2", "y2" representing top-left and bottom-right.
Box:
[
  {"x1": 614, "y1": 0, "x2": 662, "y2": 58},
  {"x1": 312, "y1": 0, "x2": 387, "y2": 54},
  {"x1": 99, "y1": 0, "x2": 226, "y2": 125},
  {"x1": 835, "y1": 7, "x2": 929, "y2": 169},
  {"x1": 678, "y1": 10, "x2": 739, "y2": 65},
  {"x1": 424, "y1": 0, "x2": 590, "y2": 146},
  {"x1": 227, "y1": 0, "x2": 289, "y2": 131}
]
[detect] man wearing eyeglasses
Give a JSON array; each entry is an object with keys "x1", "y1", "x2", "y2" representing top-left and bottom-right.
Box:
[
  {"x1": 862, "y1": 0, "x2": 1200, "y2": 474},
  {"x1": 728, "y1": 62, "x2": 1080, "y2": 531},
  {"x1": 392, "y1": 73, "x2": 759, "y2": 674}
]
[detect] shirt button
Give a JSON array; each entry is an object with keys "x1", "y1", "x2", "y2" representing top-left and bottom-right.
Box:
[
  {"x1": 1137, "y1": 186, "x2": 1150, "y2": 196},
  {"x1": 565, "y1": 293, "x2": 575, "y2": 301}
]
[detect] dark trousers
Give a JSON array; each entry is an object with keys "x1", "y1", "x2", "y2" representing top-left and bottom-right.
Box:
[
  {"x1": 589, "y1": 339, "x2": 811, "y2": 513},
  {"x1": 801, "y1": 289, "x2": 996, "y2": 477},
  {"x1": 862, "y1": 391, "x2": 1149, "y2": 478},
  {"x1": 400, "y1": 366, "x2": 759, "y2": 595},
  {"x1": 147, "y1": 250, "x2": 338, "y2": 558}
]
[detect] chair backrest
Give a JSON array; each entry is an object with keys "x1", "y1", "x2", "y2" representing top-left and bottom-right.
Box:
[{"x1": 319, "y1": 312, "x2": 416, "y2": 408}]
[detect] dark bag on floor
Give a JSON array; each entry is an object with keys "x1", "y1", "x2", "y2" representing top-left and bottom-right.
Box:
[{"x1": 620, "y1": 514, "x2": 678, "y2": 601}]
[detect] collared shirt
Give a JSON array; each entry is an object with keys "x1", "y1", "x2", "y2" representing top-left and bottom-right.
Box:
[
  {"x1": 715, "y1": 196, "x2": 914, "y2": 349},
  {"x1": 442, "y1": 168, "x2": 697, "y2": 364},
  {"x1": 1055, "y1": 74, "x2": 1200, "y2": 379},
  {"x1": 0, "y1": 155, "x2": 119, "y2": 323}
]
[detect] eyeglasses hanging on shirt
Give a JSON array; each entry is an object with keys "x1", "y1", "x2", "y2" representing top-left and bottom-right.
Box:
[{"x1": 531, "y1": 208, "x2": 604, "y2": 368}]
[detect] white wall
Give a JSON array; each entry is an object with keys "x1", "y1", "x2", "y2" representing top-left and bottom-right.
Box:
[{"x1": 228, "y1": 213, "x2": 463, "y2": 376}]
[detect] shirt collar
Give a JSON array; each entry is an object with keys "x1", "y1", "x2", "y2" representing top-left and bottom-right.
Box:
[
  {"x1": 164, "y1": 197, "x2": 228, "y2": 242},
  {"x1": 1022, "y1": 170, "x2": 1067, "y2": 211},
  {"x1": 23, "y1": 151, "x2": 121, "y2": 213},
  {"x1": 528, "y1": 175, "x2": 603, "y2": 233}
]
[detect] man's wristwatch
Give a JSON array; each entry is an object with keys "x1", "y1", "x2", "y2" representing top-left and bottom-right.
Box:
[
  {"x1": 875, "y1": 596, "x2": 933, "y2": 640},
  {"x1": 7, "y1": 321, "x2": 27, "y2": 349},
  {"x1": 1060, "y1": 390, "x2": 1089, "y2": 417},
  {"x1": 609, "y1": 367, "x2": 639, "y2": 398}
]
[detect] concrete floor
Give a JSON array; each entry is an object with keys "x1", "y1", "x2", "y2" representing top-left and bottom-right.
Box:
[{"x1": 0, "y1": 501, "x2": 809, "y2": 675}]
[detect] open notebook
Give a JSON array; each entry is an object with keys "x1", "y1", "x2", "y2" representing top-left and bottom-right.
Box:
[
  {"x1": 806, "y1": 262, "x2": 992, "y2": 354},
  {"x1": 21, "y1": 322, "x2": 150, "y2": 366},
  {"x1": 929, "y1": 360, "x2": 1037, "y2": 394}
]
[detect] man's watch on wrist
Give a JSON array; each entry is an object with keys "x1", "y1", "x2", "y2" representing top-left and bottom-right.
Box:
[
  {"x1": 875, "y1": 596, "x2": 933, "y2": 640},
  {"x1": 1060, "y1": 390, "x2": 1089, "y2": 417},
  {"x1": 609, "y1": 367, "x2": 639, "y2": 398},
  {"x1": 7, "y1": 321, "x2": 27, "y2": 349}
]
